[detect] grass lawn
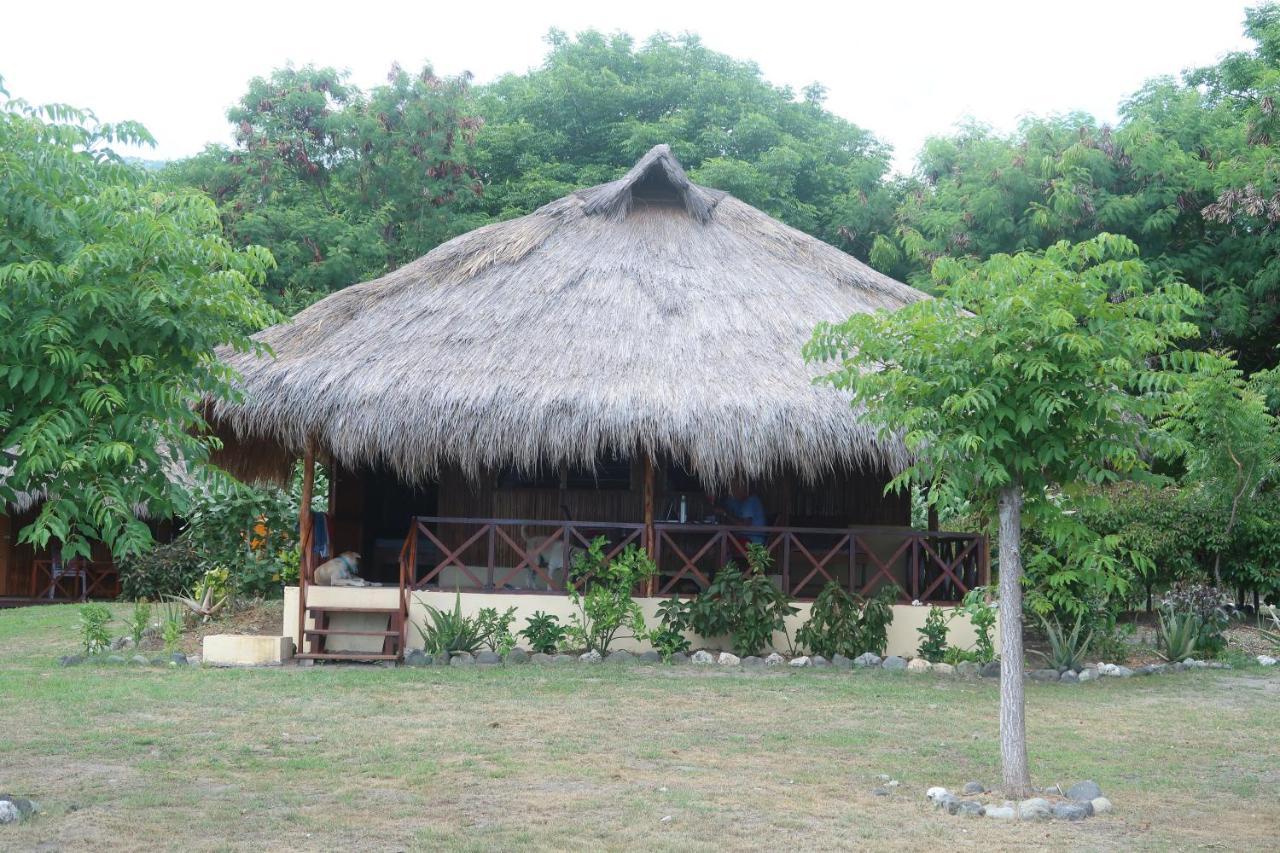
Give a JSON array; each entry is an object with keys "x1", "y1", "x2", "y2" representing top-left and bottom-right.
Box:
[{"x1": 0, "y1": 604, "x2": 1276, "y2": 851}]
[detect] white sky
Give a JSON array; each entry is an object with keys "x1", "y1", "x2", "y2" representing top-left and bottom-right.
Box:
[{"x1": 3, "y1": 0, "x2": 1258, "y2": 173}]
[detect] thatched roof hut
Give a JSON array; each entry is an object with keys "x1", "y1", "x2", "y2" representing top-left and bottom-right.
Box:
[{"x1": 211, "y1": 145, "x2": 927, "y2": 486}]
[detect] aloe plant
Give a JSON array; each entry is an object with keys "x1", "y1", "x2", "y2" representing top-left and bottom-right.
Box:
[
  {"x1": 1031, "y1": 614, "x2": 1093, "y2": 671},
  {"x1": 413, "y1": 593, "x2": 484, "y2": 654},
  {"x1": 1157, "y1": 608, "x2": 1202, "y2": 662}
]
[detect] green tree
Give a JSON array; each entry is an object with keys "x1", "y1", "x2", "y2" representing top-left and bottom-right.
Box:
[
  {"x1": 806, "y1": 234, "x2": 1202, "y2": 795},
  {"x1": 165, "y1": 64, "x2": 483, "y2": 308},
  {"x1": 0, "y1": 83, "x2": 275, "y2": 559},
  {"x1": 472, "y1": 31, "x2": 894, "y2": 254}
]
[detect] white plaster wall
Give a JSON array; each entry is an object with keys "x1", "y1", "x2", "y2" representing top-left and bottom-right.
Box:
[{"x1": 283, "y1": 586, "x2": 996, "y2": 658}]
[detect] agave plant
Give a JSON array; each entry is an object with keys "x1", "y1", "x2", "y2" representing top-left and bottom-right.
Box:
[
  {"x1": 413, "y1": 593, "x2": 484, "y2": 654},
  {"x1": 1157, "y1": 608, "x2": 1202, "y2": 662},
  {"x1": 1031, "y1": 613, "x2": 1094, "y2": 671}
]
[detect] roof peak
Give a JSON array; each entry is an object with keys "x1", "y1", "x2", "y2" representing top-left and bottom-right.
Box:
[{"x1": 580, "y1": 143, "x2": 724, "y2": 223}]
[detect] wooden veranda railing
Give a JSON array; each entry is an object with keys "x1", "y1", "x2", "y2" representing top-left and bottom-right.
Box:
[
  {"x1": 29, "y1": 558, "x2": 118, "y2": 601},
  {"x1": 399, "y1": 516, "x2": 988, "y2": 604}
]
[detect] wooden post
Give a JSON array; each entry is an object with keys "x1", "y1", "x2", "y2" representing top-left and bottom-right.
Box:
[
  {"x1": 642, "y1": 450, "x2": 656, "y2": 597},
  {"x1": 296, "y1": 446, "x2": 315, "y2": 656}
]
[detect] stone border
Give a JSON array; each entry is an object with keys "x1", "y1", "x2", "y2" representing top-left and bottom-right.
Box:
[
  {"x1": 58, "y1": 652, "x2": 200, "y2": 668},
  {"x1": 926, "y1": 780, "x2": 1113, "y2": 821}
]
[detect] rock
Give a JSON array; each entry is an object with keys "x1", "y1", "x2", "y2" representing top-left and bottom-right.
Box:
[
  {"x1": 129, "y1": 654, "x2": 150, "y2": 666},
  {"x1": 530, "y1": 652, "x2": 554, "y2": 665},
  {"x1": 110, "y1": 636, "x2": 133, "y2": 651},
  {"x1": 742, "y1": 655, "x2": 764, "y2": 667},
  {"x1": 925, "y1": 786, "x2": 950, "y2": 803},
  {"x1": 885, "y1": 779, "x2": 900, "y2": 787},
  {"x1": 637, "y1": 650, "x2": 662, "y2": 663},
  {"x1": 449, "y1": 651, "x2": 475, "y2": 666},
  {"x1": 186, "y1": 655, "x2": 201, "y2": 667},
  {"x1": 979, "y1": 660, "x2": 1001, "y2": 678},
  {"x1": 106, "y1": 655, "x2": 127, "y2": 665},
  {"x1": 1029, "y1": 668, "x2": 1060, "y2": 682},
  {"x1": 853, "y1": 652, "x2": 882, "y2": 668},
  {"x1": 718, "y1": 652, "x2": 741, "y2": 666},
  {"x1": 789, "y1": 656, "x2": 811, "y2": 667},
  {"x1": 810, "y1": 655, "x2": 829, "y2": 667},
  {"x1": 404, "y1": 649, "x2": 430, "y2": 666},
  {"x1": 433, "y1": 651, "x2": 451, "y2": 666},
  {"x1": 955, "y1": 661, "x2": 979, "y2": 678},
  {"x1": 1078, "y1": 667, "x2": 1099, "y2": 682},
  {"x1": 831, "y1": 654, "x2": 853, "y2": 669},
  {"x1": 1090, "y1": 796, "x2": 1112, "y2": 815},
  {"x1": 871, "y1": 786, "x2": 890, "y2": 796},
  {"x1": 1018, "y1": 798, "x2": 1052, "y2": 820},
  {"x1": 506, "y1": 648, "x2": 530, "y2": 664},
  {"x1": 150, "y1": 656, "x2": 169, "y2": 666},
  {"x1": 475, "y1": 650, "x2": 502, "y2": 665},
  {"x1": 962, "y1": 781, "x2": 985, "y2": 795},
  {"x1": 935, "y1": 794, "x2": 959, "y2": 812},
  {"x1": 882, "y1": 656, "x2": 907, "y2": 671},
  {"x1": 1170, "y1": 661, "x2": 1187, "y2": 672},
  {"x1": 58, "y1": 654, "x2": 84, "y2": 667},
  {"x1": 907, "y1": 658, "x2": 932, "y2": 673},
  {"x1": 932, "y1": 662, "x2": 955, "y2": 676},
  {"x1": 0, "y1": 801, "x2": 20, "y2": 825},
  {"x1": 170, "y1": 652, "x2": 188, "y2": 666},
  {"x1": 1258, "y1": 655, "x2": 1277, "y2": 667},
  {"x1": 579, "y1": 650, "x2": 602, "y2": 664},
  {"x1": 1111, "y1": 666, "x2": 1134, "y2": 678},
  {"x1": 0, "y1": 796, "x2": 36, "y2": 820},
  {"x1": 1066, "y1": 780, "x2": 1102, "y2": 802},
  {"x1": 1053, "y1": 802, "x2": 1090, "y2": 821},
  {"x1": 954, "y1": 800, "x2": 985, "y2": 817},
  {"x1": 552, "y1": 654, "x2": 576, "y2": 665},
  {"x1": 690, "y1": 650, "x2": 715, "y2": 665},
  {"x1": 985, "y1": 805, "x2": 1016, "y2": 820},
  {"x1": 606, "y1": 650, "x2": 633, "y2": 664},
  {"x1": 1059, "y1": 670, "x2": 1079, "y2": 684},
  {"x1": 668, "y1": 652, "x2": 689, "y2": 665},
  {"x1": 1041, "y1": 784, "x2": 1063, "y2": 797},
  {"x1": 764, "y1": 652, "x2": 785, "y2": 666}
]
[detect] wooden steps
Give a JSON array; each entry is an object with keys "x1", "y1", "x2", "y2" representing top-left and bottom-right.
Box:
[
  {"x1": 295, "y1": 652, "x2": 399, "y2": 661},
  {"x1": 299, "y1": 604, "x2": 405, "y2": 663}
]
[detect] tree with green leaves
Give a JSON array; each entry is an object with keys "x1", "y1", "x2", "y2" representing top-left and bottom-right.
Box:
[
  {"x1": 0, "y1": 82, "x2": 276, "y2": 560},
  {"x1": 806, "y1": 234, "x2": 1203, "y2": 795}
]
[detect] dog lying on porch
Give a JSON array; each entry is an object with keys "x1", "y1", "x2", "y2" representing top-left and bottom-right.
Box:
[
  {"x1": 519, "y1": 527, "x2": 582, "y2": 590},
  {"x1": 312, "y1": 551, "x2": 371, "y2": 587}
]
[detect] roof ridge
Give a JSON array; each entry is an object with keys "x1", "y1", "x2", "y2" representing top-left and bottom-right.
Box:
[{"x1": 580, "y1": 144, "x2": 724, "y2": 224}]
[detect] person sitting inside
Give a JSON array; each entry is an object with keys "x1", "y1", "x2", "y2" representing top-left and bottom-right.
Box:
[{"x1": 710, "y1": 480, "x2": 767, "y2": 545}]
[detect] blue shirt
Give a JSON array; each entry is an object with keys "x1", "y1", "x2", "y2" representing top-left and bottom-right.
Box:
[{"x1": 723, "y1": 495, "x2": 767, "y2": 543}]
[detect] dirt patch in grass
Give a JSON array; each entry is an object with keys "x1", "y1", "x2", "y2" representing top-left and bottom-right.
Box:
[{"x1": 178, "y1": 599, "x2": 285, "y2": 656}]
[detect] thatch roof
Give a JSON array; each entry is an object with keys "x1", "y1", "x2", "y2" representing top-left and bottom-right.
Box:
[{"x1": 210, "y1": 145, "x2": 927, "y2": 486}]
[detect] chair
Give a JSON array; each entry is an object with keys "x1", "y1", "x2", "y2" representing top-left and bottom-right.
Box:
[{"x1": 46, "y1": 549, "x2": 89, "y2": 600}]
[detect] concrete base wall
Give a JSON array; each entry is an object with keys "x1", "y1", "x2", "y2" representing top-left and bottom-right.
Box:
[
  {"x1": 285, "y1": 586, "x2": 996, "y2": 658},
  {"x1": 203, "y1": 633, "x2": 294, "y2": 666}
]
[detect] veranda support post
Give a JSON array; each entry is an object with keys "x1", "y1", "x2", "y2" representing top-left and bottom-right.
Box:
[
  {"x1": 296, "y1": 446, "x2": 315, "y2": 655},
  {"x1": 642, "y1": 451, "x2": 656, "y2": 596}
]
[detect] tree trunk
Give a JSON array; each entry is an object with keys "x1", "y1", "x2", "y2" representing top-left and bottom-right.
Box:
[{"x1": 997, "y1": 484, "x2": 1032, "y2": 798}]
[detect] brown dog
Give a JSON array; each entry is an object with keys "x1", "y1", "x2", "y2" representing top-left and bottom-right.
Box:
[{"x1": 311, "y1": 551, "x2": 369, "y2": 586}]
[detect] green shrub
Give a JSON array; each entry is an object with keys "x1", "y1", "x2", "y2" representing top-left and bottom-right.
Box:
[
  {"x1": 795, "y1": 583, "x2": 896, "y2": 658},
  {"x1": 1157, "y1": 608, "x2": 1202, "y2": 662},
  {"x1": 916, "y1": 606, "x2": 949, "y2": 662},
  {"x1": 413, "y1": 593, "x2": 484, "y2": 654},
  {"x1": 1162, "y1": 583, "x2": 1229, "y2": 657},
  {"x1": 651, "y1": 596, "x2": 694, "y2": 658},
  {"x1": 78, "y1": 603, "x2": 112, "y2": 655},
  {"x1": 476, "y1": 606, "x2": 518, "y2": 653},
  {"x1": 564, "y1": 538, "x2": 655, "y2": 655},
  {"x1": 128, "y1": 600, "x2": 152, "y2": 647},
  {"x1": 1032, "y1": 613, "x2": 1093, "y2": 670},
  {"x1": 118, "y1": 539, "x2": 205, "y2": 601},
  {"x1": 951, "y1": 587, "x2": 997, "y2": 663},
  {"x1": 942, "y1": 646, "x2": 981, "y2": 665},
  {"x1": 519, "y1": 611, "x2": 566, "y2": 654},
  {"x1": 685, "y1": 545, "x2": 797, "y2": 657}
]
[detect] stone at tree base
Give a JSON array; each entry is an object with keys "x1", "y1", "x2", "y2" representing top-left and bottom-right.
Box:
[
  {"x1": 606, "y1": 650, "x2": 633, "y2": 664},
  {"x1": 984, "y1": 805, "x2": 1016, "y2": 820},
  {"x1": 404, "y1": 649, "x2": 429, "y2": 666},
  {"x1": 789, "y1": 656, "x2": 811, "y2": 667},
  {"x1": 449, "y1": 651, "x2": 475, "y2": 666},
  {"x1": 1018, "y1": 798, "x2": 1052, "y2": 820},
  {"x1": 718, "y1": 652, "x2": 741, "y2": 666},
  {"x1": 1029, "y1": 668, "x2": 1060, "y2": 682},
  {"x1": 530, "y1": 652, "x2": 553, "y2": 665},
  {"x1": 955, "y1": 661, "x2": 979, "y2": 678},
  {"x1": 129, "y1": 654, "x2": 150, "y2": 666},
  {"x1": 764, "y1": 652, "x2": 785, "y2": 666},
  {"x1": 637, "y1": 650, "x2": 661, "y2": 663},
  {"x1": 58, "y1": 655, "x2": 84, "y2": 667},
  {"x1": 106, "y1": 655, "x2": 127, "y2": 665},
  {"x1": 810, "y1": 655, "x2": 829, "y2": 667},
  {"x1": 882, "y1": 656, "x2": 907, "y2": 671},
  {"x1": 954, "y1": 800, "x2": 985, "y2": 817},
  {"x1": 150, "y1": 656, "x2": 168, "y2": 666},
  {"x1": 925, "y1": 787, "x2": 950, "y2": 803},
  {"x1": 979, "y1": 660, "x2": 1001, "y2": 678},
  {"x1": 579, "y1": 650, "x2": 602, "y2": 664},
  {"x1": 1078, "y1": 667, "x2": 1099, "y2": 682},
  {"x1": 831, "y1": 653, "x2": 853, "y2": 669},
  {"x1": 907, "y1": 658, "x2": 932, "y2": 673},
  {"x1": 932, "y1": 662, "x2": 955, "y2": 676},
  {"x1": 475, "y1": 650, "x2": 502, "y2": 665},
  {"x1": 1258, "y1": 655, "x2": 1277, "y2": 666},
  {"x1": 871, "y1": 786, "x2": 889, "y2": 796},
  {"x1": 690, "y1": 650, "x2": 715, "y2": 665},
  {"x1": 1090, "y1": 797, "x2": 1112, "y2": 815},
  {"x1": 506, "y1": 648, "x2": 530, "y2": 664},
  {"x1": 170, "y1": 652, "x2": 188, "y2": 666},
  {"x1": 1066, "y1": 780, "x2": 1102, "y2": 802},
  {"x1": 0, "y1": 801, "x2": 20, "y2": 825},
  {"x1": 742, "y1": 655, "x2": 764, "y2": 667},
  {"x1": 552, "y1": 654, "x2": 576, "y2": 665},
  {"x1": 853, "y1": 652, "x2": 882, "y2": 668},
  {"x1": 962, "y1": 781, "x2": 985, "y2": 795},
  {"x1": 668, "y1": 652, "x2": 689, "y2": 665},
  {"x1": 433, "y1": 651, "x2": 451, "y2": 666},
  {"x1": 1059, "y1": 670, "x2": 1079, "y2": 684},
  {"x1": 1053, "y1": 802, "x2": 1090, "y2": 821}
]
